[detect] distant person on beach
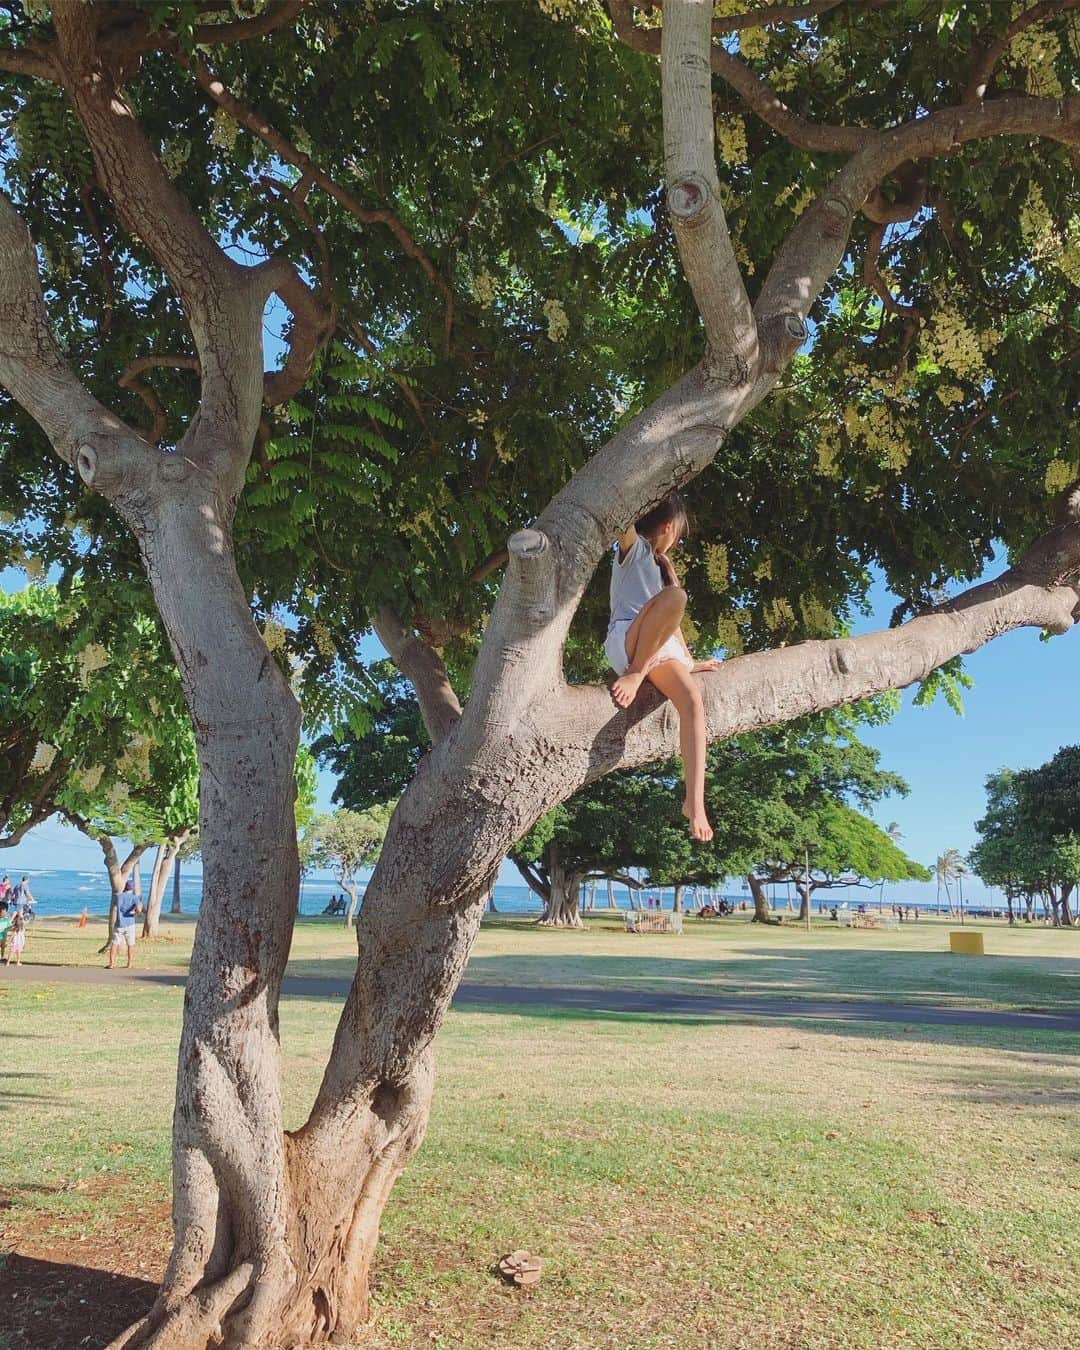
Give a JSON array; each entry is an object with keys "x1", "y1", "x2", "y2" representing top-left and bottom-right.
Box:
[
  {"x1": 108, "y1": 879, "x2": 142, "y2": 970},
  {"x1": 5, "y1": 911, "x2": 26, "y2": 965},
  {"x1": 0, "y1": 875, "x2": 10, "y2": 904},
  {"x1": 0, "y1": 908, "x2": 10, "y2": 961},
  {"x1": 12, "y1": 876, "x2": 33, "y2": 916}
]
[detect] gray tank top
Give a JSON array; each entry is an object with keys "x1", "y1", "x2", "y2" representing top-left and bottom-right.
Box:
[{"x1": 608, "y1": 536, "x2": 663, "y2": 633}]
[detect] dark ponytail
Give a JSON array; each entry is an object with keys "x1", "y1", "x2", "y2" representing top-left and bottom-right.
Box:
[{"x1": 636, "y1": 492, "x2": 688, "y2": 587}]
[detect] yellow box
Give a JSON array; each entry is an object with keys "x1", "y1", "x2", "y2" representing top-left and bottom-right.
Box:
[{"x1": 949, "y1": 930, "x2": 984, "y2": 956}]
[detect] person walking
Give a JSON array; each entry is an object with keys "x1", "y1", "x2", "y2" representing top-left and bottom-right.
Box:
[{"x1": 107, "y1": 880, "x2": 143, "y2": 971}]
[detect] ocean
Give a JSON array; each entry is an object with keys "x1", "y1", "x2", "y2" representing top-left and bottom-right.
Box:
[{"x1": 2, "y1": 866, "x2": 734, "y2": 919}]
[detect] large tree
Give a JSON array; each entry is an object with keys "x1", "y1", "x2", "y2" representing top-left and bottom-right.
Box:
[{"x1": 1, "y1": 2, "x2": 1079, "y2": 1344}]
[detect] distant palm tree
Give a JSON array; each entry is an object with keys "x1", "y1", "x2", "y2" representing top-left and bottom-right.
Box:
[
  {"x1": 879, "y1": 822, "x2": 903, "y2": 910},
  {"x1": 935, "y1": 849, "x2": 964, "y2": 916}
]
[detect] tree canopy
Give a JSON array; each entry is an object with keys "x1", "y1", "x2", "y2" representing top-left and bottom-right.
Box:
[
  {"x1": 2, "y1": 0, "x2": 1077, "y2": 717},
  {"x1": 970, "y1": 750, "x2": 1080, "y2": 924}
]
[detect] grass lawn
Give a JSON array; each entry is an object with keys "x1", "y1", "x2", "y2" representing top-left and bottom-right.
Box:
[
  {"x1": 14, "y1": 911, "x2": 1080, "y2": 1012},
  {"x1": 1, "y1": 950, "x2": 1079, "y2": 1347}
]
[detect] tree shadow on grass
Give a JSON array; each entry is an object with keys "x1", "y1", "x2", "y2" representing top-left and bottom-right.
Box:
[
  {"x1": 0, "y1": 1252, "x2": 157, "y2": 1349},
  {"x1": 462, "y1": 946, "x2": 1080, "y2": 1010},
  {"x1": 449, "y1": 1000, "x2": 1080, "y2": 1055}
]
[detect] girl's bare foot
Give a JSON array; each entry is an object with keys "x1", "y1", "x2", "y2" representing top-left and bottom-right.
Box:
[
  {"x1": 683, "y1": 800, "x2": 714, "y2": 842},
  {"x1": 611, "y1": 670, "x2": 646, "y2": 708}
]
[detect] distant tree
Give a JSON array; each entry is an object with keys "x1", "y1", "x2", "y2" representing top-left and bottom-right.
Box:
[
  {"x1": 312, "y1": 806, "x2": 393, "y2": 928},
  {"x1": 971, "y1": 760, "x2": 1080, "y2": 927}
]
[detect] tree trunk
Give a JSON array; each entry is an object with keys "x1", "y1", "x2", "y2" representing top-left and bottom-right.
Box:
[
  {"x1": 1005, "y1": 892, "x2": 1015, "y2": 925},
  {"x1": 171, "y1": 852, "x2": 183, "y2": 914},
  {"x1": 142, "y1": 843, "x2": 168, "y2": 939},
  {"x1": 538, "y1": 847, "x2": 584, "y2": 928},
  {"x1": 797, "y1": 881, "x2": 811, "y2": 922},
  {"x1": 748, "y1": 874, "x2": 779, "y2": 924},
  {"x1": 606, "y1": 877, "x2": 617, "y2": 909},
  {"x1": 1060, "y1": 883, "x2": 1074, "y2": 927},
  {"x1": 487, "y1": 887, "x2": 498, "y2": 913},
  {"x1": 673, "y1": 884, "x2": 684, "y2": 913},
  {"x1": 107, "y1": 484, "x2": 309, "y2": 1349},
  {"x1": 343, "y1": 881, "x2": 360, "y2": 928}
]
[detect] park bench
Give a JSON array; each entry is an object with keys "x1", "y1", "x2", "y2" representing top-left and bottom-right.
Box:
[{"x1": 624, "y1": 910, "x2": 683, "y2": 935}]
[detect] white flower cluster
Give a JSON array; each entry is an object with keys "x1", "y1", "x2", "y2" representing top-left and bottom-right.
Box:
[
  {"x1": 920, "y1": 302, "x2": 998, "y2": 383},
  {"x1": 763, "y1": 597, "x2": 795, "y2": 633},
  {"x1": 800, "y1": 594, "x2": 833, "y2": 635},
  {"x1": 815, "y1": 423, "x2": 842, "y2": 478},
  {"x1": 262, "y1": 619, "x2": 287, "y2": 654},
  {"x1": 29, "y1": 742, "x2": 57, "y2": 775},
  {"x1": 1020, "y1": 184, "x2": 1080, "y2": 287},
  {"x1": 1045, "y1": 459, "x2": 1077, "y2": 495},
  {"x1": 703, "y1": 542, "x2": 729, "y2": 592},
  {"x1": 312, "y1": 620, "x2": 335, "y2": 661},
  {"x1": 775, "y1": 181, "x2": 814, "y2": 217},
  {"x1": 161, "y1": 138, "x2": 191, "y2": 180},
  {"x1": 76, "y1": 642, "x2": 110, "y2": 686},
  {"x1": 542, "y1": 298, "x2": 569, "y2": 343},
  {"x1": 1009, "y1": 24, "x2": 1063, "y2": 97},
  {"x1": 715, "y1": 114, "x2": 748, "y2": 167},
  {"x1": 473, "y1": 272, "x2": 498, "y2": 307},
  {"x1": 738, "y1": 26, "x2": 769, "y2": 63},
  {"x1": 538, "y1": 0, "x2": 577, "y2": 19},
  {"x1": 210, "y1": 108, "x2": 239, "y2": 152},
  {"x1": 715, "y1": 610, "x2": 750, "y2": 655},
  {"x1": 119, "y1": 734, "x2": 152, "y2": 782},
  {"x1": 75, "y1": 764, "x2": 105, "y2": 794}
]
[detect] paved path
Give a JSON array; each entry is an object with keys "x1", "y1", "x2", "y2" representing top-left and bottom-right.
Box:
[{"x1": 2, "y1": 962, "x2": 1078, "y2": 1031}]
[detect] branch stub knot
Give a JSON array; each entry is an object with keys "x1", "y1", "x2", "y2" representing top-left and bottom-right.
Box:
[
  {"x1": 76, "y1": 445, "x2": 97, "y2": 487},
  {"x1": 508, "y1": 528, "x2": 549, "y2": 559},
  {"x1": 668, "y1": 173, "x2": 713, "y2": 225}
]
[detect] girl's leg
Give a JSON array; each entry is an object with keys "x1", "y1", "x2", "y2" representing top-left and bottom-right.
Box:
[
  {"x1": 611, "y1": 587, "x2": 687, "y2": 707},
  {"x1": 645, "y1": 660, "x2": 713, "y2": 842}
]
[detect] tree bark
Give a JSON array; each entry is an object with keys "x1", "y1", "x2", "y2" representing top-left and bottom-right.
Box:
[
  {"x1": 343, "y1": 880, "x2": 360, "y2": 928},
  {"x1": 748, "y1": 874, "x2": 779, "y2": 924},
  {"x1": 171, "y1": 853, "x2": 183, "y2": 914},
  {"x1": 538, "y1": 846, "x2": 584, "y2": 928},
  {"x1": 1060, "y1": 882, "x2": 1074, "y2": 927}
]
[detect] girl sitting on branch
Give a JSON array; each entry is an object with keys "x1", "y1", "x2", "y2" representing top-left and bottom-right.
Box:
[{"x1": 605, "y1": 491, "x2": 720, "y2": 842}]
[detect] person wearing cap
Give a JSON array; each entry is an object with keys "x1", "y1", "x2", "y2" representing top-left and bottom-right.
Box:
[{"x1": 107, "y1": 878, "x2": 143, "y2": 970}]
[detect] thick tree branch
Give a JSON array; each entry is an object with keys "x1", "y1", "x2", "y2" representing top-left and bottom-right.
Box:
[
  {"x1": 661, "y1": 0, "x2": 757, "y2": 382},
  {"x1": 0, "y1": 190, "x2": 148, "y2": 486},
  {"x1": 755, "y1": 95, "x2": 1080, "y2": 354},
  {"x1": 964, "y1": 0, "x2": 1080, "y2": 103},
  {"x1": 609, "y1": 0, "x2": 871, "y2": 153},
  {"x1": 862, "y1": 222, "x2": 920, "y2": 324},
  {"x1": 565, "y1": 518, "x2": 1080, "y2": 781},
  {"x1": 371, "y1": 606, "x2": 462, "y2": 744},
  {"x1": 119, "y1": 353, "x2": 201, "y2": 446},
  {"x1": 53, "y1": 2, "x2": 267, "y2": 455},
  {"x1": 256, "y1": 258, "x2": 336, "y2": 408},
  {"x1": 0, "y1": 42, "x2": 58, "y2": 80},
  {"x1": 183, "y1": 52, "x2": 456, "y2": 353}
]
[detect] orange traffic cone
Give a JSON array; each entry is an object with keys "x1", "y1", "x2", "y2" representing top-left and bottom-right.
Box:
[{"x1": 78, "y1": 908, "x2": 87, "y2": 928}]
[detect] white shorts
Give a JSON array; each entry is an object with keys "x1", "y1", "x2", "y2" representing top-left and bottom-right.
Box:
[
  {"x1": 605, "y1": 621, "x2": 693, "y2": 678},
  {"x1": 111, "y1": 925, "x2": 136, "y2": 948}
]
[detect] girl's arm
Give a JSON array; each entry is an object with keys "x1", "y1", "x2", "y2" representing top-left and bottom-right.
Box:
[{"x1": 615, "y1": 524, "x2": 637, "y2": 563}]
